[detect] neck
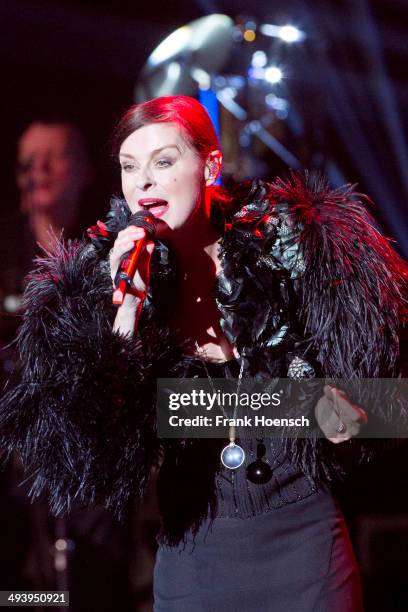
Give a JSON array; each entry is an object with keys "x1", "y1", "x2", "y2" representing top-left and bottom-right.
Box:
[{"x1": 166, "y1": 206, "x2": 222, "y2": 278}]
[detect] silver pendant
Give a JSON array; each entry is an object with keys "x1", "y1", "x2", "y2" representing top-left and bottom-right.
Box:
[{"x1": 221, "y1": 442, "x2": 245, "y2": 469}]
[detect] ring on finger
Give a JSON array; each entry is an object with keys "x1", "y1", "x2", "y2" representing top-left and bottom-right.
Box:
[{"x1": 336, "y1": 420, "x2": 347, "y2": 434}]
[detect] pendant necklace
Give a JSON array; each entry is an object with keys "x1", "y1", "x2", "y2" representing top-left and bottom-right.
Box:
[
  {"x1": 219, "y1": 356, "x2": 245, "y2": 470},
  {"x1": 196, "y1": 344, "x2": 246, "y2": 470},
  {"x1": 196, "y1": 345, "x2": 273, "y2": 484}
]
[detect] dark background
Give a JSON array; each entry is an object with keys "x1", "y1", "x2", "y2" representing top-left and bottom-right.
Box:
[
  {"x1": 2, "y1": 0, "x2": 408, "y2": 253},
  {"x1": 1, "y1": 1, "x2": 408, "y2": 610}
]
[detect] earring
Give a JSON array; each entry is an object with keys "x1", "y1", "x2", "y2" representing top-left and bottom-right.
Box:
[{"x1": 207, "y1": 162, "x2": 218, "y2": 181}]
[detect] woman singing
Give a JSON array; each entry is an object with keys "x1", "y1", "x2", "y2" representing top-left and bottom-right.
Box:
[{"x1": 1, "y1": 95, "x2": 407, "y2": 611}]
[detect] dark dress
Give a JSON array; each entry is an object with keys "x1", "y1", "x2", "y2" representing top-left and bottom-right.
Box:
[
  {"x1": 153, "y1": 360, "x2": 363, "y2": 612},
  {"x1": 154, "y1": 489, "x2": 362, "y2": 612},
  {"x1": 1, "y1": 176, "x2": 406, "y2": 611}
]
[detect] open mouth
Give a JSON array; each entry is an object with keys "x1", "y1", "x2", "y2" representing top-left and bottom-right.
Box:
[{"x1": 138, "y1": 198, "x2": 169, "y2": 218}]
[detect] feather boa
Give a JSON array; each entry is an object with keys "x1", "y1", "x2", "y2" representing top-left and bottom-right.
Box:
[{"x1": 1, "y1": 172, "x2": 407, "y2": 542}]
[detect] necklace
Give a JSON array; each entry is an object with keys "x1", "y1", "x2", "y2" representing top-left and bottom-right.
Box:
[
  {"x1": 196, "y1": 343, "x2": 246, "y2": 470},
  {"x1": 195, "y1": 344, "x2": 273, "y2": 483},
  {"x1": 196, "y1": 345, "x2": 274, "y2": 484}
]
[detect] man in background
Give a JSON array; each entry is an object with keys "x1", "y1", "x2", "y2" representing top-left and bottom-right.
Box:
[
  {"x1": 0, "y1": 119, "x2": 133, "y2": 611},
  {"x1": 0, "y1": 118, "x2": 93, "y2": 367},
  {"x1": 16, "y1": 120, "x2": 92, "y2": 250}
]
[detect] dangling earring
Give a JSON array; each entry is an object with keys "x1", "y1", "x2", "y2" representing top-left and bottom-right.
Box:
[{"x1": 207, "y1": 162, "x2": 218, "y2": 183}]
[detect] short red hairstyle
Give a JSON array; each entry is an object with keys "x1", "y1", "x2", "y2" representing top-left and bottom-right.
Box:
[{"x1": 112, "y1": 95, "x2": 220, "y2": 162}]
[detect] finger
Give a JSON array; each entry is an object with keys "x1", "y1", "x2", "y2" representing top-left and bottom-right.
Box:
[
  {"x1": 116, "y1": 240, "x2": 137, "y2": 255},
  {"x1": 323, "y1": 385, "x2": 335, "y2": 401},
  {"x1": 112, "y1": 230, "x2": 148, "y2": 268},
  {"x1": 315, "y1": 396, "x2": 338, "y2": 435},
  {"x1": 111, "y1": 235, "x2": 135, "y2": 252},
  {"x1": 118, "y1": 227, "x2": 146, "y2": 240},
  {"x1": 109, "y1": 242, "x2": 136, "y2": 274},
  {"x1": 334, "y1": 393, "x2": 368, "y2": 425},
  {"x1": 327, "y1": 435, "x2": 352, "y2": 444},
  {"x1": 325, "y1": 386, "x2": 368, "y2": 426},
  {"x1": 346, "y1": 404, "x2": 368, "y2": 425},
  {"x1": 110, "y1": 244, "x2": 136, "y2": 282},
  {"x1": 111, "y1": 231, "x2": 148, "y2": 262},
  {"x1": 315, "y1": 396, "x2": 353, "y2": 441}
]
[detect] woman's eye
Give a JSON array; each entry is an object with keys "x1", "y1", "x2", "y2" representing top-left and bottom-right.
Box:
[
  {"x1": 156, "y1": 159, "x2": 172, "y2": 168},
  {"x1": 121, "y1": 163, "x2": 136, "y2": 172}
]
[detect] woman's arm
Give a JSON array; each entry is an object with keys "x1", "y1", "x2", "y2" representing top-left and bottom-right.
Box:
[
  {"x1": 0, "y1": 238, "x2": 165, "y2": 518},
  {"x1": 113, "y1": 301, "x2": 142, "y2": 335},
  {"x1": 259, "y1": 172, "x2": 408, "y2": 480}
]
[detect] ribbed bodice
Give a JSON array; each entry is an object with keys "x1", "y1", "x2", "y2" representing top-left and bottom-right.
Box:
[{"x1": 201, "y1": 359, "x2": 317, "y2": 519}]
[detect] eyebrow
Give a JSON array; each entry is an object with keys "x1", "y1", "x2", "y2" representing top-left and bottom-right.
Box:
[{"x1": 119, "y1": 144, "x2": 181, "y2": 159}]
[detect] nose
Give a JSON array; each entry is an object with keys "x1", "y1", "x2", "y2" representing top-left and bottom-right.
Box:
[
  {"x1": 33, "y1": 155, "x2": 52, "y2": 175},
  {"x1": 136, "y1": 166, "x2": 154, "y2": 191}
]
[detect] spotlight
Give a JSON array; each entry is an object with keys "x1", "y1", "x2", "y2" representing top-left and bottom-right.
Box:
[
  {"x1": 191, "y1": 67, "x2": 211, "y2": 89},
  {"x1": 148, "y1": 27, "x2": 190, "y2": 66},
  {"x1": 278, "y1": 25, "x2": 304, "y2": 43},
  {"x1": 167, "y1": 62, "x2": 181, "y2": 80},
  {"x1": 248, "y1": 67, "x2": 265, "y2": 80},
  {"x1": 251, "y1": 50, "x2": 267, "y2": 68},
  {"x1": 244, "y1": 29, "x2": 256, "y2": 42},
  {"x1": 264, "y1": 66, "x2": 282, "y2": 83},
  {"x1": 260, "y1": 23, "x2": 305, "y2": 43},
  {"x1": 155, "y1": 62, "x2": 181, "y2": 96},
  {"x1": 265, "y1": 93, "x2": 289, "y2": 112}
]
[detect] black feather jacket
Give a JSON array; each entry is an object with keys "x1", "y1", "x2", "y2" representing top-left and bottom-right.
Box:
[{"x1": 1, "y1": 173, "x2": 407, "y2": 544}]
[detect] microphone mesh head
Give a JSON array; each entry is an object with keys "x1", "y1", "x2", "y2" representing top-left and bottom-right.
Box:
[{"x1": 128, "y1": 210, "x2": 157, "y2": 239}]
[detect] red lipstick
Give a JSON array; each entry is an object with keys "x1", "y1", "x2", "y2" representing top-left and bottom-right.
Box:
[{"x1": 138, "y1": 198, "x2": 169, "y2": 218}]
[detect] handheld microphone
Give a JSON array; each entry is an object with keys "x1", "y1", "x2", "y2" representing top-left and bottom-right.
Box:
[{"x1": 112, "y1": 210, "x2": 157, "y2": 306}]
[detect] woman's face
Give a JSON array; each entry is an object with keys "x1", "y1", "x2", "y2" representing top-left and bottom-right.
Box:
[{"x1": 119, "y1": 122, "x2": 206, "y2": 236}]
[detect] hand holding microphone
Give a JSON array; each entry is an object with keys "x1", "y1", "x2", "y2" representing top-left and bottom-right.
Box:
[{"x1": 109, "y1": 211, "x2": 157, "y2": 309}]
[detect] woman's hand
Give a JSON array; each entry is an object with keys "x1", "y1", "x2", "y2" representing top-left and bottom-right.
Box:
[
  {"x1": 110, "y1": 226, "x2": 155, "y2": 334},
  {"x1": 315, "y1": 385, "x2": 368, "y2": 443}
]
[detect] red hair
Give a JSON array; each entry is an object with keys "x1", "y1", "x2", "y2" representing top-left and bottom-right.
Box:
[{"x1": 112, "y1": 95, "x2": 220, "y2": 162}]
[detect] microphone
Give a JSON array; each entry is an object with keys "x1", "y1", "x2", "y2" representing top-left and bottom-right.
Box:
[{"x1": 112, "y1": 210, "x2": 157, "y2": 305}]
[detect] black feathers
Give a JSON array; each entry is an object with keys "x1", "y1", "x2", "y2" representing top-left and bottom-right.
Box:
[
  {"x1": 0, "y1": 239, "x2": 168, "y2": 517},
  {"x1": 1, "y1": 172, "x2": 407, "y2": 542}
]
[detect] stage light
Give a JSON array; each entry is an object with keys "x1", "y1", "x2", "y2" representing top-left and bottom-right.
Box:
[
  {"x1": 167, "y1": 62, "x2": 181, "y2": 80},
  {"x1": 265, "y1": 66, "x2": 282, "y2": 83},
  {"x1": 191, "y1": 14, "x2": 232, "y2": 51},
  {"x1": 223, "y1": 87, "x2": 237, "y2": 98},
  {"x1": 265, "y1": 93, "x2": 289, "y2": 111},
  {"x1": 191, "y1": 67, "x2": 211, "y2": 89},
  {"x1": 155, "y1": 62, "x2": 181, "y2": 96},
  {"x1": 251, "y1": 50, "x2": 267, "y2": 68},
  {"x1": 55, "y1": 539, "x2": 68, "y2": 551},
  {"x1": 244, "y1": 29, "x2": 256, "y2": 42},
  {"x1": 266, "y1": 94, "x2": 289, "y2": 119},
  {"x1": 260, "y1": 23, "x2": 305, "y2": 43},
  {"x1": 248, "y1": 67, "x2": 265, "y2": 80},
  {"x1": 148, "y1": 27, "x2": 190, "y2": 66},
  {"x1": 217, "y1": 88, "x2": 247, "y2": 120},
  {"x1": 279, "y1": 25, "x2": 304, "y2": 43}
]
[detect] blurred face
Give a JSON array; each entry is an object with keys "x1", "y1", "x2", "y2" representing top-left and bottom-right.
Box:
[
  {"x1": 16, "y1": 123, "x2": 89, "y2": 214},
  {"x1": 119, "y1": 122, "x2": 206, "y2": 236}
]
